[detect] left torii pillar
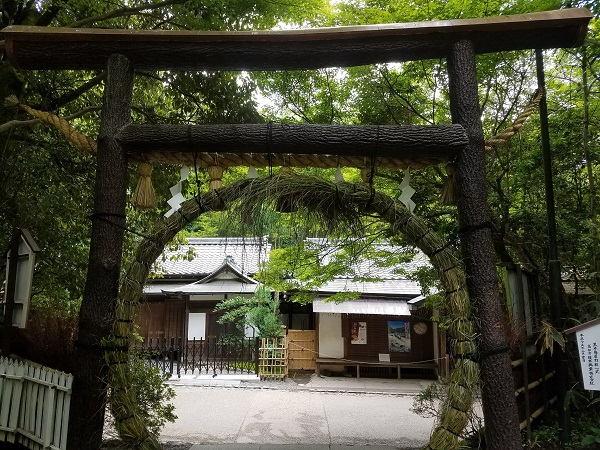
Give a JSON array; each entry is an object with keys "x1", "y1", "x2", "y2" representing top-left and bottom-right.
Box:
[{"x1": 68, "y1": 54, "x2": 133, "y2": 450}]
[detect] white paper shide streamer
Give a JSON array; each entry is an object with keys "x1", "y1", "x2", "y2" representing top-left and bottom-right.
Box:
[
  {"x1": 164, "y1": 166, "x2": 190, "y2": 218},
  {"x1": 398, "y1": 168, "x2": 416, "y2": 213}
]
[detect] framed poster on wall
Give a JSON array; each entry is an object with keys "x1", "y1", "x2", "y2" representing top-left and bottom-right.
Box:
[
  {"x1": 388, "y1": 320, "x2": 411, "y2": 352},
  {"x1": 350, "y1": 321, "x2": 367, "y2": 344}
]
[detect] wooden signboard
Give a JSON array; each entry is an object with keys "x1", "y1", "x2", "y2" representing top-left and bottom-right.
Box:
[
  {"x1": 4, "y1": 229, "x2": 39, "y2": 328},
  {"x1": 565, "y1": 317, "x2": 600, "y2": 391}
]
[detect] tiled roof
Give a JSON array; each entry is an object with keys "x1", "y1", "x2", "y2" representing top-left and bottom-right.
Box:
[
  {"x1": 144, "y1": 282, "x2": 192, "y2": 295},
  {"x1": 160, "y1": 256, "x2": 260, "y2": 295},
  {"x1": 153, "y1": 236, "x2": 270, "y2": 276},
  {"x1": 164, "y1": 279, "x2": 260, "y2": 295},
  {"x1": 148, "y1": 236, "x2": 432, "y2": 298},
  {"x1": 198, "y1": 255, "x2": 259, "y2": 285}
]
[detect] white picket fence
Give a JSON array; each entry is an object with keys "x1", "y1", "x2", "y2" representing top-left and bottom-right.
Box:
[{"x1": 0, "y1": 356, "x2": 73, "y2": 450}]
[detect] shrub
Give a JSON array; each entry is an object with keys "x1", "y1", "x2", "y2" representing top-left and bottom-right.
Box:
[{"x1": 122, "y1": 353, "x2": 177, "y2": 436}]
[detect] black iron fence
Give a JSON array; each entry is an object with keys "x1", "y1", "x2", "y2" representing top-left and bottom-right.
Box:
[{"x1": 134, "y1": 336, "x2": 260, "y2": 377}]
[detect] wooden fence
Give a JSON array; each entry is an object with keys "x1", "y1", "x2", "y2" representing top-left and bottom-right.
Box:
[
  {"x1": 0, "y1": 356, "x2": 73, "y2": 450},
  {"x1": 287, "y1": 330, "x2": 316, "y2": 370},
  {"x1": 513, "y1": 345, "x2": 556, "y2": 438},
  {"x1": 259, "y1": 337, "x2": 288, "y2": 380}
]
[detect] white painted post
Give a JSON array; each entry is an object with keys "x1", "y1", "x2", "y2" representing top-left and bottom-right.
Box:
[
  {"x1": 42, "y1": 370, "x2": 57, "y2": 448},
  {"x1": 0, "y1": 357, "x2": 7, "y2": 442},
  {"x1": 59, "y1": 373, "x2": 73, "y2": 450},
  {"x1": 34, "y1": 367, "x2": 45, "y2": 441},
  {"x1": 10, "y1": 361, "x2": 25, "y2": 443},
  {"x1": 53, "y1": 371, "x2": 66, "y2": 448}
]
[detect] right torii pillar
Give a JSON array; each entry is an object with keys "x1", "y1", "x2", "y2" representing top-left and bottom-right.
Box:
[{"x1": 447, "y1": 40, "x2": 522, "y2": 450}]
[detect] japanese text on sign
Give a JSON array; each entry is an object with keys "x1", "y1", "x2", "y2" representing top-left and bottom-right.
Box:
[{"x1": 576, "y1": 324, "x2": 600, "y2": 391}]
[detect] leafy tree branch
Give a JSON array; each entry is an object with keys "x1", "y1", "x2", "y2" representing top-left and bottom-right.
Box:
[{"x1": 66, "y1": 0, "x2": 188, "y2": 28}]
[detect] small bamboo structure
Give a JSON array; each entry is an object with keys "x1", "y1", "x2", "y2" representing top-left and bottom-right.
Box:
[{"x1": 259, "y1": 337, "x2": 288, "y2": 381}]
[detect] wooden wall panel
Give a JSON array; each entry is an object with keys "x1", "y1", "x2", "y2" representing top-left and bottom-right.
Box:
[
  {"x1": 136, "y1": 298, "x2": 185, "y2": 345},
  {"x1": 164, "y1": 299, "x2": 185, "y2": 345},
  {"x1": 288, "y1": 330, "x2": 316, "y2": 370},
  {"x1": 136, "y1": 301, "x2": 165, "y2": 343},
  {"x1": 343, "y1": 314, "x2": 434, "y2": 363}
]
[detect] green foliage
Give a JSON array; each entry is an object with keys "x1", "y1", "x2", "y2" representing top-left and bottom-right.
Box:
[
  {"x1": 215, "y1": 287, "x2": 283, "y2": 338},
  {"x1": 120, "y1": 354, "x2": 177, "y2": 436},
  {"x1": 410, "y1": 379, "x2": 482, "y2": 437},
  {"x1": 0, "y1": 0, "x2": 333, "y2": 323},
  {"x1": 256, "y1": 236, "x2": 429, "y2": 305},
  {"x1": 527, "y1": 407, "x2": 600, "y2": 449},
  {"x1": 535, "y1": 319, "x2": 566, "y2": 356},
  {"x1": 581, "y1": 428, "x2": 600, "y2": 447}
]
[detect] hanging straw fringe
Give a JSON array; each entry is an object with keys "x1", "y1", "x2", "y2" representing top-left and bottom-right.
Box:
[
  {"x1": 133, "y1": 162, "x2": 157, "y2": 209},
  {"x1": 207, "y1": 165, "x2": 224, "y2": 190},
  {"x1": 4, "y1": 95, "x2": 97, "y2": 154}
]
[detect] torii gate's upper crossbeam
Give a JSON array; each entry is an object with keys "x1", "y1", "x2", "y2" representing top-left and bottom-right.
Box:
[{"x1": 3, "y1": 9, "x2": 591, "y2": 72}]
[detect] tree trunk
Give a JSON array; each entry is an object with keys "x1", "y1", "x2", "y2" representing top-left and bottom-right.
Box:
[
  {"x1": 447, "y1": 40, "x2": 521, "y2": 450},
  {"x1": 67, "y1": 54, "x2": 133, "y2": 450},
  {"x1": 582, "y1": 46, "x2": 599, "y2": 290},
  {"x1": 536, "y1": 48, "x2": 571, "y2": 445}
]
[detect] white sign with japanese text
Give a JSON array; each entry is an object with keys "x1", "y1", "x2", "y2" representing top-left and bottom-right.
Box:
[{"x1": 576, "y1": 322, "x2": 600, "y2": 391}]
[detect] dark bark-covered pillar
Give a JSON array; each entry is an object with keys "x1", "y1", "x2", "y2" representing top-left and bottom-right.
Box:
[
  {"x1": 536, "y1": 48, "x2": 570, "y2": 445},
  {"x1": 447, "y1": 40, "x2": 521, "y2": 450},
  {"x1": 67, "y1": 54, "x2": 133, "y2": 450}
]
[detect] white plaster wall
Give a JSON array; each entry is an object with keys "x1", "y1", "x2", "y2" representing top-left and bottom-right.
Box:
[
  {"x1": 188, "y1": 312, "x2": 206, "y2": 340},
  {"x1": 318, "y1": 313, "x2": 344, "y2": 358}
]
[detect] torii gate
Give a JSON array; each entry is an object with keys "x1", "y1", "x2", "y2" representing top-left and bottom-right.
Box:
[{"x1": 3, "y1": 8, "x2": 592, "y2": 450}]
